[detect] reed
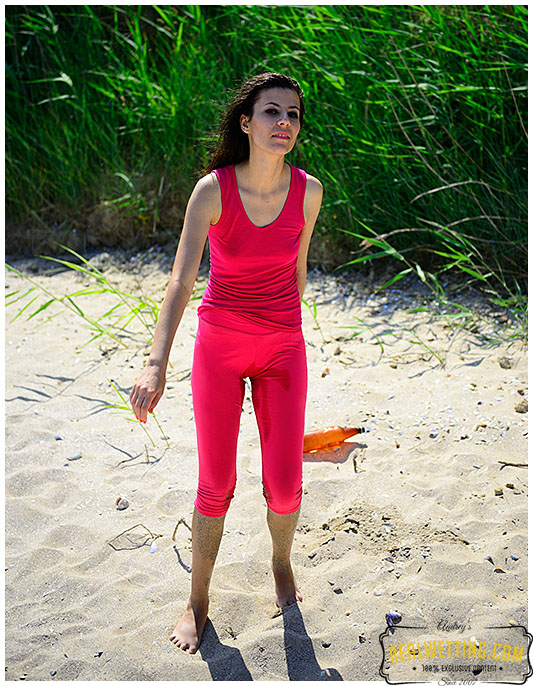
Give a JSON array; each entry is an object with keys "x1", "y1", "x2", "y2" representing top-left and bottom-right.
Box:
[
  {"x1": 5, "y1": 242, "x2": 162, "y2": 349},
  {"x1": 302, "y1": 297, "x2": 327, "y2": 344},
  {"x1": 5, "y1": 241, "x2": 207, "y2": 356},
  {"x1": 340, "y1": 316, "x2": 386, "y2": 355}
]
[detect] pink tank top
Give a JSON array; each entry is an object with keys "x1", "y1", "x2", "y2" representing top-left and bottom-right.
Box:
[{"x1": 197, "y1": 162, "x2": 307, "y2": 332}]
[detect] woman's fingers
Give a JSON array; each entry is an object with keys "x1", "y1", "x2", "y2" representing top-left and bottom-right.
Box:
[
  {"x1": 130, "y1": 385, "x2": 150, "y2": 423},
  {"x1": 148, "y1": 391, "x2": 163, "y2": 413},
  {"x1": 139, "y1": 395, "x2": 148, "y2": 419},
  {"x1": 129, "y1": 363, "x2": 166, "y2": 424},
  {"x1": 130, "y1": 383, "x2": 164, "y2": 423}
]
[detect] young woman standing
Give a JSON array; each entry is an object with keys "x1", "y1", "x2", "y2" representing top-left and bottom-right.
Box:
[{"x1": 129, "y1": 72, "x2": 324, "y2": 654}]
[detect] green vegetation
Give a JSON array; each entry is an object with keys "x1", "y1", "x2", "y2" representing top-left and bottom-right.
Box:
[
  {"x1": 5, "y1": 6, "x2": 527, "y2": 320},
  {"x1": 5, "y1": 243, "x2": 163, "y2": 348}
]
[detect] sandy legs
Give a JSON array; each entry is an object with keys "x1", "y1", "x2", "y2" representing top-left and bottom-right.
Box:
[
  {"x1": 267, "y1": 505, "x2": 303, "y2": 608},
  {"x1": 169, "y1": 507, "x2": 225, "y2": 654},
  {"x1": 169, "y1": 504, "x2": 302, "y2": 654}
]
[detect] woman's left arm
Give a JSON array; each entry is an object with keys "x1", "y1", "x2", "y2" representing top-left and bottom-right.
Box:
[{"x1": 297, "y1": 175, "x2": 324, "y2": 300}]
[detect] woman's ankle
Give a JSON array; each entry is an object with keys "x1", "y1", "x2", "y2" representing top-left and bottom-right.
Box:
[{"x1": 187, "y1": 594, "x2": 209, "y2": 610}]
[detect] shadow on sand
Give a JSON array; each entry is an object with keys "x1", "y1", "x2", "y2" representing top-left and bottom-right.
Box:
[{"x1": 193, "y1": 602, "x2": 343, "y2": 680}]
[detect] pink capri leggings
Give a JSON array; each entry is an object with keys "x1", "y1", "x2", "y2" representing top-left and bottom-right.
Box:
[{"x1": 191, "y1": 316, "x2": 307, "y2": 518}]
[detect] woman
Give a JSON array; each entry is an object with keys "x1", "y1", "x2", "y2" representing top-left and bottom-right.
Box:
[{"x1": 129, "y1": 72, "x2": 324, "y2": 654}]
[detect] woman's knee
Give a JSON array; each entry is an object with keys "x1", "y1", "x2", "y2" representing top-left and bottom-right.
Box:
[
  {"x1": 263, "y1": 481, "x2": 302, "y2": 515},
  {"x1": 195, "y1": 483, "x2": 236, "y2": 517}
]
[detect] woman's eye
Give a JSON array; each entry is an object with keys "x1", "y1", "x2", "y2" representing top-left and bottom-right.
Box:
[{"x1": 266, "y1": 109, "x2": 299, "y2": 119}]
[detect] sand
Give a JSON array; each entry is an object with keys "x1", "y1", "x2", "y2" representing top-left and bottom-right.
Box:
[{"x1": 4, "y1": 248, "x2": 528, "y2": 681}]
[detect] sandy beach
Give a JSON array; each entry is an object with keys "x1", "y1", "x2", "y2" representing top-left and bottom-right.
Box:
[{"x1": 4, "y1": 248, "x2": 528, "y2": 681}]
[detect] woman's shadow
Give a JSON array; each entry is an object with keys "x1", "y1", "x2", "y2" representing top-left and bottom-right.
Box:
[{"x1": 194, "y1": 603, "x2": 342, "y2": 680}]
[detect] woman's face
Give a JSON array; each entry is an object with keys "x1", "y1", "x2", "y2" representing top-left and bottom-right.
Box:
[{"x1": 241, "y1": 87, "x2": 301, "y2": 157}]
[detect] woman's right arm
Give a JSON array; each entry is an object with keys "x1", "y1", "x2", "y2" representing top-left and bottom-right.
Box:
[{"x1": 129, "y1": 173, "x2": 217, "y2": 423}]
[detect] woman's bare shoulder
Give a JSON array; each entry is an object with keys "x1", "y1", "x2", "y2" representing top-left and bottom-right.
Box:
[
  {"x1": 303, "y1": 173, "x2": 324, "y2": 224},
  {"x1": 192, "y1": 171, "x2": 222, "y2": 225},
  {"x1": 304, "y1": 172, "x2": 324, "y2": 195}
]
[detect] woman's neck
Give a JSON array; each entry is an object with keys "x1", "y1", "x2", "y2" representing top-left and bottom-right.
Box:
[{"x1": 236, "y1": 153, "x2": 288, "y2": 196}]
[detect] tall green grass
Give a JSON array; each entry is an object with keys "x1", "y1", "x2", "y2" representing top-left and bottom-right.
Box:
[{"x1": 5, "y1": 6, "x2": 527, "y2": 312}]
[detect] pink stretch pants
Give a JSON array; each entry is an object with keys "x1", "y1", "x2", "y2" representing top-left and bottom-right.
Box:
[{"x1": 191, "y1": 316, "x2": 308, "y2": 517}]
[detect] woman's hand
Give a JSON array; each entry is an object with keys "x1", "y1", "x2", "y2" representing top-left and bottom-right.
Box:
[{"x1": 129, "y1": 362, "x2": 166, "y2": 424}]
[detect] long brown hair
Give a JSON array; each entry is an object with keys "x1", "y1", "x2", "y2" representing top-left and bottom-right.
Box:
[{"x1": 198, "y1": 72, "x2": 305, "y2": 178}]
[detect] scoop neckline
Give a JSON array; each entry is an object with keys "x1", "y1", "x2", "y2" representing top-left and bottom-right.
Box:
[{"x1": 232, "y1": 162, "x2": 293, "y2": 228}]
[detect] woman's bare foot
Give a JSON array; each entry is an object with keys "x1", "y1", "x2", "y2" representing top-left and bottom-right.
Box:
[
  {"x1": 169, "y1": 598, "x2": 209, "y2": 654},
  {"x1": 272, "y1": 558, "x2": 303, "y2": 608}
]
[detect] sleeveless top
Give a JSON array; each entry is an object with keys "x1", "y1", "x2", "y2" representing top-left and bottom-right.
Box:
[{"x1": 197, "y1": 162, "x2": 307, "y2": 333}]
